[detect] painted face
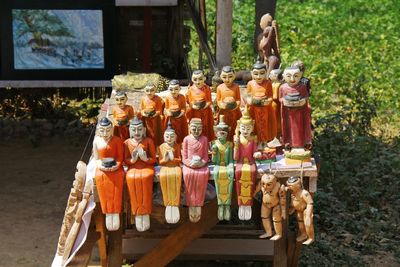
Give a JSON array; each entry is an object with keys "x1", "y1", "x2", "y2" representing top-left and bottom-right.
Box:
[
  {"x1": 115, "y1": 95, "x2": 127, "y2": 108},
  {"x1": 192, "y1": 73, "x2": 206, "y2": 88},
  {"x1": 189, "y1": 123, "x2": 203, "y2": 137},
  {"x1": 283, "y1": 68, "x2": 303, "y2": 87},
  {"x1": 220, "y1": 71, "x2": 235, "y2": 86},
  {"x1": 144, "y1": 86, "x2": 156, "y2": 98},
  {"x1": 252, "y1": 68, "x2": 267, "y2": 84},
  {"x1": 164, "y1": 131, "x2": 177, "y2": 146},
  {"x1": 287, "y1": 180, "x2": 301, "y2": 192},
  {"x1": 269, "y1": 71, "x2": 279, "y2": 82},
  {"x1": 239, "y1": 123, "x2": 254, "y2": 138},
  {"x1": 98, "y1": 125, "x2": 113, "y2": 140},
  {"x1": 169, "y1": 85, "x2": 180, "y2": 98},
  {"x1": 216, "y1": 129, "x2": 228, "y2": 141},
  {"x1": 130, "y1": 124, "x2": 145, "y2": 140},
  {"x1": 261, "y1": 175, "x2": 277, "y2": 192}
]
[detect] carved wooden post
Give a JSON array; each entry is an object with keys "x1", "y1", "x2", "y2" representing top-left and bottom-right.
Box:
[{"x1": 216, "y1": 0, "x2": 232, "y2": 68}]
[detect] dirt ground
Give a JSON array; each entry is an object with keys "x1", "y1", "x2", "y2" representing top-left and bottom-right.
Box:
[{"x1": 1, "y1": 137, "x2": 399, "y2": 267}]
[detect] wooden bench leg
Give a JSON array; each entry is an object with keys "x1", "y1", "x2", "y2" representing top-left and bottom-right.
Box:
[
  {"x1": 107, "y1": 222, "x2": 123, "y2": 267},
  {"x1": 95, "y1": 206, "x2": 108, "y2": 267},
  {"x1": 287, "y1": 232, "x2": 302, "y2": 267}
]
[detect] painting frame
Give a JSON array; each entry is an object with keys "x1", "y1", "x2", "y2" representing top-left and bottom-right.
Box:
[{"x1": 0, "y1": 0, "x2": 116, "y2": 80}]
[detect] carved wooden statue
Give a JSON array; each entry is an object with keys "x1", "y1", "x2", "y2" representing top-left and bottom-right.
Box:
[
  {"x1": 284, "y1": 176, "x2": 314, "y2": 245},
  {"x1": 93, "y1": 117, "x2": 125, "y2": 231},
  {"x1": 269, "y1": 69, "x2": 283, "y2": 138},
  {"x1": 163, "y1": 80, "x2": 188, "y2": 144},
  {"x1": 246, "y1": 62, "x2": 278, "y2": 147},
  {"x1": 211, "y1": 116, "x2": 234, "y2": 221},
  {"x1": 216, "y1": 66, "x2": 242, "y2": 141},
  {"x1": 186, "y1": 70, "x2": 215, "y2": 142},
  {"x1": 140, "y1": 83, "x2": 164, "y2": 147},
  {"x1": 124, "y1": 117, "x2": 156, "y2": 232},
  {"x1": 259, "y1": 174, "x2": 285, "y2": 240},
  {"x1": 280, "y1": 66, "x2": 312, "y2": 161},
  {"x1": 182, "y1": 118, "x2": 210, "y2": 222},
  {"x1": 258, "y1": 13, "x2": 281, "y2": 76},
  {"x1": 112, "y1": 91, "x2": 134, "y2": 141},
  {"x1": 234, "y1": 107, "x2": 261, "y2": 220},
  {"x1": 291, "y1": 60, "x2": 311, "y2": 95},
  {"x1": 158, "y1": 123, "x2": 182, "y2": 224}
]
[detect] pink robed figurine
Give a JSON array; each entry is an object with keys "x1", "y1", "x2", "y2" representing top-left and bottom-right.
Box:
[{"x1": 182, "y1": 118, "x2": 210, "y2": 222}]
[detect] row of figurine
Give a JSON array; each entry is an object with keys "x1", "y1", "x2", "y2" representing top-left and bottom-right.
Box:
[
  {"x1": 93, "y1": 109, "x2": 314, "y2": 245},
  {"x1": 112, "y1": 60, "x2": 312, "y2": 163}
]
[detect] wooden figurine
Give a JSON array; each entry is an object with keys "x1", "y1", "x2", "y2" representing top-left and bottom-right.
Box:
[
  {"x1": 216, "y1": 66, "x2": 242, "y2": 141},
  {"x1": 93, "y1": 117, "x2": 125, "y2": 231},
  {"x1": 112, "y1": 91, "x2": 135, "y2": 141},
  {"x1": 158, "y1": 123, "x2": 182, "y2": 224},
  {"x1": 182, "y1": 118, "x2": 210, "y2": 223},
  {"x1": 164, "y1": 80, "x2": 188, "y2": 144},
  {"x1": 259, "y1": 174, "x2": 285, "y2": 240},
  {"x1": 211, "y1": 116, "x2": 234, "y2": 221},
  {"x1": 291, "y1": 60, "x2": 311, "y2": 95},
  {"x1": 186, "y1": 70, "x2": 215, "y2": 142},
  {"x1": 285, "y1": 176, "x2": 314, "y2": 245},
  {"x1": 280, "y1": 66, "x2": 312, "y2": 162},
  {"x1": 246, "y1": 62, "x2": 278, "y2": 147},
  {"x1": 124, "y1": 117, "x2": 156, "y2": 232},
  {"x1": 269, "y1": 69, "x2": 283, "y2": 138},
  {"x1": 258, "y1": 13, "x2": 281, "y2": 76},
  {"x1": 140, "y1": 83, "x2": 164, "y2": 147},
  {"x1": 234, "y1": 107, "x2": 262, "y2": 220}
]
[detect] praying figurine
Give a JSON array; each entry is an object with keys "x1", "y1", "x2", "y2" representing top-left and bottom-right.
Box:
[
  {"x1": 258, "y1": 13, "x2": 280, "y2": 76},
  {"x1": 280, "y1": 66, "x2": 312, "y2": 161},
  {"x1": 259, "y1": 174, "x2": 285, "y2": 240},
  {"x1": 93, "y1": 117, "x2": 125, "y2": 231},
  {"x1": 140, "y1": 83, "x2": 164, "y2": 147},
  {"x1": 164, "y1": 80, "x2": 188, "y2": 144},
  {"x1": 269, "y1": 69, "x2": 283, "y2": 138},
  {"x1": 112, "y1": 91, "x2": 135, "y2": 141},
  {"x1": 234, "y1": 107, "x2": 262, "y2": 220},
  {"x1": 211, "y1": 116, "x2": 234, "y2": 221},
  {"x1": 124, "y1": 117, "x2": 156, "y2": 232},
  {"x1": 186, "y1": 70, "x2": 215, "y2": 142},
  {"x1": 158, "y1": 123, "x2": 182, "y2": 224},
  {"x1": 284, "y1": 176, "x2": 314, "y2": 245},
  {"x1": 246, "y1": 62, "x2": 278, "y2": 147},
  {"x1": 182, "y1": 118, "x2": 210, "y2": 223},
  {"x1": 216, "y1": 66, "x2": 242, "y2": 141}
]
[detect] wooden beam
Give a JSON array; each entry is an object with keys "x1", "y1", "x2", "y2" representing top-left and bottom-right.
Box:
[
  {"x1": 216, "y1": 0, "x2": 233, "y2": 68},
  {"x1": 0, "y1": 80, "x2": 111, "y2": 88},
  {"x1": 131, "y1": 199, "x2": 219, "y2": 267},
  {"x1": 116, "y1": 0, "x2": 178, "y2": 6}
]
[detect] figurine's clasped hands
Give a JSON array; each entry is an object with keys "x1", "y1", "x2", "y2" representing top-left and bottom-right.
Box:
[
  {"x1": 138, "y1": 148, "x2": 148, "y2": 161},
  {"x1": 253, "y1": 151, "x2": 262, "y2": 159}
]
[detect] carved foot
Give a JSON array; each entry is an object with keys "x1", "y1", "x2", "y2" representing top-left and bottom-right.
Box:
[
  {"x1": 270, "y1": 234, "x2": 282, "y2": 241},
  {"x1": 238, "y1": 205, "x2": 245, "y2": 220},
  {"x1": 302, "y1": 238, "x2": 314, "y2": 245},
  {"x1": 244, "y1": 206, "x2": 252, "y2": 220},
  {"x1": 259, "y1": 232, "x2": 273, "y2": 239},
  {"x1": 296, "y1": 234, "x2": 308, "y2": 242},
  {"x1": 189, "y1": 206, "x2": 201, "y2": 223},
  {"x1": 135, "y1": 215, "x2": 150, "y2": 232},
  {"x1": 217, "y1": 206, "x2": 224, "y2": 221},
  {"x1": 105, "y1": 213, "x2": 120, "y2": 231},
  {"x1": 223, "y1": 205, "x2": 231, "y2": 221},
  {"x1": 165, "y1": 206, "x2": 180, "y2": 224}
]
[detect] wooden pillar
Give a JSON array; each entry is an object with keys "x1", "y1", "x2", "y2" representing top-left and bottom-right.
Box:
[{"x1": 215, "y1": 0, "x2": 232, "y2": 68}]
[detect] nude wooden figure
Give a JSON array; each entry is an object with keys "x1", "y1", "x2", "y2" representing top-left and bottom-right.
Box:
[
  {"x1": 112, "y1": 91, "x2": 134, "y2": 141},
  {"x1": 124, "y1": 117, "x2": 156, "y2": 232},
  {"x1": 93, "y1": 117, "x2": 125, "y2": 231},
  {"x1": 182, "y1": 118, "x2": 210, "y2": 223},
  {"x1": 158, "y1": 123, "x2": 182, "y2": 224}
]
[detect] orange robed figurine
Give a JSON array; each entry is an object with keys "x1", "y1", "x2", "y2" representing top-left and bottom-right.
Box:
[
  {"x1": 186, "y1": 70, "x2": 215, "y2": 142},
  {"x1": 164, "y1": 80, "x2": 188, "y2": 144},
  {"x1": 158, "y1": 123, "x2": 182, "y2": 224},
  {"x1": 112, "y1": 91, "x2": 134, "y2": 141},
  {"x1": 216, "y1": 66, "x2": 242, "y2": 141},
  {"x1": 269, "y1": 69, "x2": 283, "y2": 137},
  {"x1": 93, "y1": 117, "x2": 125, "y2": 231},
  {"x1": 246, "y1": 62, "x2": 278, "y2": 147},
  {"x1": 140, "y1": 84, "x2": 164, "y2": 147},
  {"x1": 124, "y1": 117, "x2": 156, "y2": 232}
]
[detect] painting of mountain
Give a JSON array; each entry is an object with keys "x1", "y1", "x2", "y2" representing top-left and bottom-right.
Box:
[{"x1": 12, "y1": 9, "x2": 104, "y2": 69}]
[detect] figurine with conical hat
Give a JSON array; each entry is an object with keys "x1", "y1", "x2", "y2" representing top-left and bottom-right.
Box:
[
  {"x1": 216, "y1": 66, "x2": 242, "y2": 141},
  {"x1": 246, "y1": 62, "x2": 278, "y2": 147},
  {"x1": 93, "y1": 117, "x2": 125, "y2": 231},
  {"x1": 283, "y1": 176, "x2": 314, "y2": 245},
  {"x1": 186, "y1": 70, "x2": 215, "y2": 142},
  {"x1": 259, "y1": 174, "x2": 286, "y2": 240},
  {"x1": 157, "y1": 122, "x2": 182, "y2": 224},
  {"x1": 280, "y1": 66, "x2": 312, "y2": 162},
  {"x1": 112, "y1": 91, "x2": 135, "y2": 141},
  {"x1": 124, "y1": 116, "x2": 156, "y2": 232},
  {"x1": 211, "y1": 115, "x2": 234, "y2": 221},
  {"x1": 140, "y1": 83, "x2": 164, "y2": 147},
  {"x1": 233, "y1": 107, "x2": 262, "y2": 220},
  {"x1": 163, "y1": 80, "x2": 188, "y2": 144},
  {"x1": 182, "y1": 118, "x2": 210, "y2": 222}
]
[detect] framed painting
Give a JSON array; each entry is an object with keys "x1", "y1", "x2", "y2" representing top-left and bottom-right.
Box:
[{"x1": 0, "y1": 0, "x2": 116, "y2": 80}]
